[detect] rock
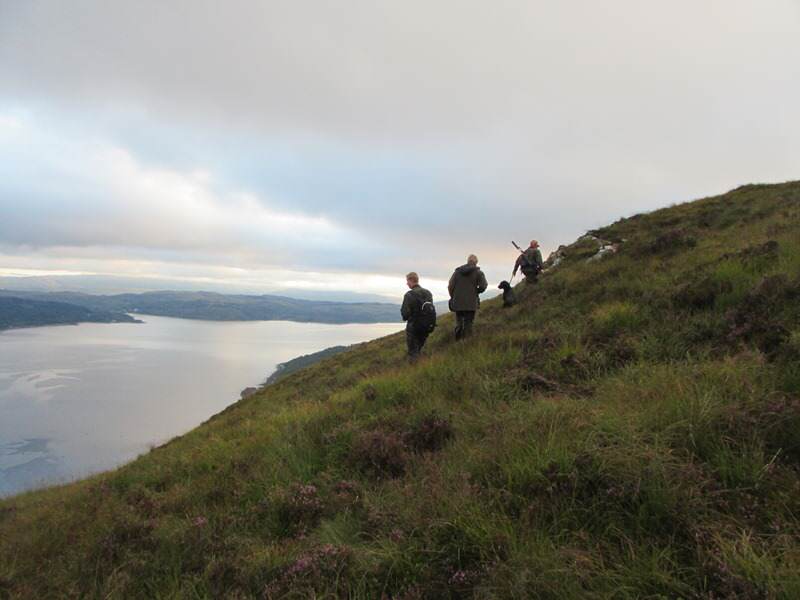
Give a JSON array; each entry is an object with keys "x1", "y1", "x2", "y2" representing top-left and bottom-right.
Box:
[
  {"x1": 586, "y1": 242, "x2": 620, "y2": 262},
  {"x1": 240, "y1": 387, "x2": 258, "y2": 400},
  {"x1": 544, "y1": 245, "x2": 568, "y2": 270}
]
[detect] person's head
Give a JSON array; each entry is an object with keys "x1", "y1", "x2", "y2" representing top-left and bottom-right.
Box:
[
  {"x1": 530, "y1": 240, "x2": 539, "y2": 249},
  {"x1": 467, "y1": 254, "x2": 478, "y2": 266},
  {"x1": 406, "y1": 272, "x2": 419, "y2": 289}
]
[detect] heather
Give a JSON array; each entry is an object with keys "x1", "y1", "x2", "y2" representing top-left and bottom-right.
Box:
[{"x1": 1, "y1": 182, "x2": 799, "y2": 598}]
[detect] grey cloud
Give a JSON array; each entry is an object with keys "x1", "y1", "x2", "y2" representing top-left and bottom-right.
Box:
[
  {"x1": 3, "y1": 1, "x2": 798, "y2": 140},
  {"x1": 1, "y1": 0, "x2": 799, "y2": 288}
]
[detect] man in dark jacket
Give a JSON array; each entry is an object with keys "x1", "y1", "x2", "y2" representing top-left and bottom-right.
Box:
[
  {"x1": 513, "y1": 240, "x2": 543, "y2": 283},
  {"x1": 401, "y1": 272, "x2": 434, "y2": 360},
  {"x1": 448, "y1": 254, "x2": 488, "y2": 340}
]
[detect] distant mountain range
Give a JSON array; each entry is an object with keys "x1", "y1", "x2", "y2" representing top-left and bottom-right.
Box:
[
  {"x1": 0, "y1": 296, "x2": 140, "y2": 331},
  {"x1": 0, "y1": 275, "x2": 396, "y2": 303},
  {"x1": 0, "y1": 290, "x2": 401, "y2": 327}
]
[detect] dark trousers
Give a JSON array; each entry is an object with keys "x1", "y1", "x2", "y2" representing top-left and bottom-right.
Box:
[
  {"x1": 454, "y1": 311, "x2": 475, "y2": 340},
  {"x1": 522, "y1": 268, "x2": 539, "y2": 284},
  {"x1": 406, "y1": 327, "x2": 429, "y2": 360}
]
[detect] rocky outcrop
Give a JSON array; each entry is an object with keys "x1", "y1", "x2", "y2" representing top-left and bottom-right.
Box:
[{"x1": 544, "y1": 245, "x2": 567, "y2": 270}]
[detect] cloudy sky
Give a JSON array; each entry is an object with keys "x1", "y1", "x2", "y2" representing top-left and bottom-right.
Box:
[{"x1": 1, "y1": 1, "x2": 798, "y2": 300}]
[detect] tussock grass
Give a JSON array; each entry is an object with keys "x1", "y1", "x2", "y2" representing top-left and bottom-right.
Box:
[{"x1": 2, "y1": 181, "x2": 800, "y2": 598}]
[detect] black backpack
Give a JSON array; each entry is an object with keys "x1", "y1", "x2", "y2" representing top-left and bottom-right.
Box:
[
  {"x1": 521, "y1": 251, "x2": 541, "y2": 275},
  {"x1": 414, "y1": 299, "x2": 437, "y2": 335}
]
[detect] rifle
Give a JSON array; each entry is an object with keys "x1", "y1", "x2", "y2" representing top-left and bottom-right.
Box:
[{"x1": 510, "y1": 241, "x2": 524, "y2": 282}]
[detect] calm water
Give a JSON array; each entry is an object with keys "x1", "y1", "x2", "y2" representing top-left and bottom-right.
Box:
[{"x1": 0, "y1": 315, "x2": 400, "y2": 497}]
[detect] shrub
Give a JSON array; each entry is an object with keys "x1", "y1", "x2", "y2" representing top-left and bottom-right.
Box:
[
  {"x1": 673, "y1": 277, "x2": 732, "y2": 311},
  {"x1": 263, "y1": 544, "x2": 352, "y2": 598},
  {"x1": 734, "y1": 240, "x2": 780, "y2": 266},
  {"x1": 272, "y1": 483, "x2": 324, "y2": 537},
  {"x1": 404, "y1": 413, "x2": 454, "y2": 453},
  {"x1": 638, "y1": 228, "x2": 697, "y2": 256},
  {"x1": 775, "y1": 332, "x2": 800, "y2": 394},
  {"x1": 727, "y1": 275, "x2": 795, "y2": 356},
  {"x1": 720, "y1": 394, "x2": 800, "y2": 467},
  {"x1": 327, "y1": 479, "x2": 362, "y2": 513},
  {"x1": 683, "y1": 313, "x2": 726, "y2": 346},
  {"x1": 363, "y1": 384, "x2": 377, "y2": 402},
  {"x1": 350, "y1": 429, "x2": 408, "y2": 479},
  {"x1": 710, "y1": 260, "x2": 757, "y2": 311}
]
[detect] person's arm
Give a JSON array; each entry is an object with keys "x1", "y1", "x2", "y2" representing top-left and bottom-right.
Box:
[
  {"x1": 477, "y1": 270, "x2": 488, "y2": 294},
  {"x1": 448, "y1": 273, "x2": 456, "y2": 297},
  {"x1": 400, "y1": 292, "x2": 411, "y2": 321},
  {"x1": 512, "y1": 255, "x2": 522, "y2": 277},
  {"x1": 535, "y1": 249, "x2": 543, "y2": 268}
]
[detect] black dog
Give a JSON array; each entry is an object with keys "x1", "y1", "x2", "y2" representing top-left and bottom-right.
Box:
[{"x1": 498, "y1": 281, "x2": 516, "y2": 307}]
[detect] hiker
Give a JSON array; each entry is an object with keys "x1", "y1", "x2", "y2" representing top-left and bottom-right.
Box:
[
  {"x1": 401, "y1": 272, "x2": 435, "y2": 361},
  {"x1": 448, "y1": 254, "x2": 488, "y2": 340},
  {"x1": 513, "y1": 240, "x2": 544, "y2": 283}
]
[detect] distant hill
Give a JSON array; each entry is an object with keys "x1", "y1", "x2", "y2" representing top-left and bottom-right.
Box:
[
  {"x1": 264, "y1": 345, "x2": 351, "y2": 386},
  {"x1": 0, "y1": 290, "x2": 401, "y2": 325},
  {"x1": 4, "y1": 182, "x2": 800, "y2": 597},
  {"x1": 0, "y1": 274, "x2": 396, "y2": 302},
  {"x1": 0, "y1": 296, "x2": 140, "y2": 331}
]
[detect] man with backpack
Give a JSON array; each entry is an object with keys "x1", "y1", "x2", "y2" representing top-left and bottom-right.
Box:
[
  {"x1": 448, "y1": 254, "x2": 488, "y2": 340},
  {"x1": 513, "y1": 240, "x2": 544, "y2": 283},
  {"x1": 401, "y1": 272, "x2": 436, "y2": 361}
]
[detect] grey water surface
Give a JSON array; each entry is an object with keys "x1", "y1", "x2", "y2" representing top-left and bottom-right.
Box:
[{"x1": 0, "y1": 315, "x2": 400, "y2": 497}]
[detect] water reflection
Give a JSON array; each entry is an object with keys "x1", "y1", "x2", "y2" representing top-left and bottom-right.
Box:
[
  {"x1": 0, "y1": 438, "x2": 62, "y2": 495},
  {"x1": 0, "y1": 316, "x2": 400, "y2": 496}
]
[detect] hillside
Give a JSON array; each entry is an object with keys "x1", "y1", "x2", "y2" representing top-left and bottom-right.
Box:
[
  {"x1": 0, "y1": 290, "x2": 400, "y2": 325},
  {"x1": 1, "y1": 182, "x2": 799, "y2": 598},
  {"x1": 0, "y1": 296, "x2": 140, "y2": 331},
  {"x1": 265, "y1": 345, "x2": 351, "y2": 386}
]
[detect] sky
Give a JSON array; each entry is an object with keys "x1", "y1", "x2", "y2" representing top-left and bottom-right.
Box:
[{"x1": 1, "y1": 1, "x2": 799, "y2": 301}]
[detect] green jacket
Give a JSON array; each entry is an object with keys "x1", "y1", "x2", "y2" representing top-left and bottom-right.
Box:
[
  {"x1": 527, "y1": 248, "x2": 543, "y2": 269},
  {"x1": 448, "y1": 264, "x2": 488, "y2": 312},
  {"x1": 513, "y1": 248, "x2": 543, "y2": 276},
  {"x1": 401, "y1": 285, "x2": 433, "y2": 330}
]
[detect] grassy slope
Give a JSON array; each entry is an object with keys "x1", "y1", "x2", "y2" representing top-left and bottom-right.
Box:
[{"x1": 2, "y1": 182, "x2": 800, "y2": 599}]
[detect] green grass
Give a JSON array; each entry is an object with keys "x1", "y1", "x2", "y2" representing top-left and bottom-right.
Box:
[{"x1": 2, "y1": 181, "x2": 800, "y2": 599}]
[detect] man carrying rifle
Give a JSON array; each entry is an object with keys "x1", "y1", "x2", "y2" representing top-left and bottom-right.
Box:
[{"x1": 513, "y1": 240, "x2": 544, "y2": 284}]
